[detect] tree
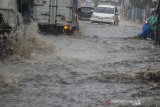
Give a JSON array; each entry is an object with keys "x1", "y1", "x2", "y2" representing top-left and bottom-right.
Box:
[
  {"x1": 94, "y1": 0, "x2": 99, "y2": 8},
  {"x1": 130, "y1": 0, "x2": 151, "y2": 9}
]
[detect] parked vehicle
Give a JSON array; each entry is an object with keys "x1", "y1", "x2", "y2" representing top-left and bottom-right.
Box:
[
  {"x1": 90, "y1": 5, "x2": 119, "y2": 25},
  {"x1": 78, "y1": 6, "x2": 93, "y2": 19},
  {"x1": 0, "y1": 0, "x2": 79, "y2": 35},
  {"x1": 34, "y1": 0, "x2": 79, "y2": 35}
]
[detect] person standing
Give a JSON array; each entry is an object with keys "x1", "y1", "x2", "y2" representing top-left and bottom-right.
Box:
[
  {"x1": 147, "y1": 11, "x2": 158, "y2": 44},
  {"x1": 156, "y1": 14, "x2": 160, "y2": 45}
]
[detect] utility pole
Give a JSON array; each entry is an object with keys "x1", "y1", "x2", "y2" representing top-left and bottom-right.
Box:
[
  {"x1": 121, "y1": 0, "x2": 124, "y2": 19},
  {"x1": 48, "y1": 0, "x2": 51, "y2": 24}
]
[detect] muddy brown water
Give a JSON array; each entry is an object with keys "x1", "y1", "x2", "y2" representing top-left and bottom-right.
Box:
[{"x1": 0, "y1": 21, "x2": 160, "y2": 107}]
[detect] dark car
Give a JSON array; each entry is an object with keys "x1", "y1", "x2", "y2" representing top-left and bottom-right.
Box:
[{"x1": 78, "y1": 6, "x2": 94, "y2": 20}]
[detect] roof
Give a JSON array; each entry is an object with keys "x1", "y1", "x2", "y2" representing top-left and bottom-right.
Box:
[
  {"x1": 97, "y1": 5, "x2": 115, "y2": 8},
  {"x1": 78, "y1": 3, "x2": 94, "y2": 8}
]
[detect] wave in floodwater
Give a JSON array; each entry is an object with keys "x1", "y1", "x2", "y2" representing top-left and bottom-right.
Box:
[
  {"x1": 0, "y1": 21, "x2": 160, "y2": 106},
  {"x1": 0, "y1": 23, "x2": 54, "y2": 60},
  {"x1": 0, "y1": 58, "x2": 160, "y2": 107},
  {"x1": 0, "y1": 22, "x2": 55, "y2": 97}
]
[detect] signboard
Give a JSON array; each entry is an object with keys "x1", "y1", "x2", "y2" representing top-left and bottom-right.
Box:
[{"x1": 78, "y1": 0, "x2": 92, "y2": 8}]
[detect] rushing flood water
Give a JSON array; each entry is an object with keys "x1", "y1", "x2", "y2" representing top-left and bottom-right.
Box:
[{"x1": 0, "y1": 20, "x2": 160, "y2": 107}]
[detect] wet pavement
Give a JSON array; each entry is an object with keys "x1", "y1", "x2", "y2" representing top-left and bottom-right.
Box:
[{"x1": 0, "y1": 20, "x2": 160, "y2": 107}]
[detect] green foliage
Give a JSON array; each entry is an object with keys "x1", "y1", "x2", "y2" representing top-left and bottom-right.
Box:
[{"x1": 130, "y1": 0, "x2": 151, "y2": 9}]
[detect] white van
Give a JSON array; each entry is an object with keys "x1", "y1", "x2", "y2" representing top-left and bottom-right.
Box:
[{"x1": 90, "y1": 5, "x2": 119, "y2": 25}]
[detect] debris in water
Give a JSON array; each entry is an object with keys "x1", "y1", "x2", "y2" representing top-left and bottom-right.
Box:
[{"x1": 135, "y1": 69, "x2": 160, "y2": 82}]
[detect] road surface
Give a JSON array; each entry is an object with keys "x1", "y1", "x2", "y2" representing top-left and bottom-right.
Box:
[{"x1": 0, "y1": 20, "x2": 160, "y2": 107}]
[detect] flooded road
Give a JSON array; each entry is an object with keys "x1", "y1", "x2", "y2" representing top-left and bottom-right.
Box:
[{"x1": 0, "y1": 20, "x2": 160, "y2": 107}]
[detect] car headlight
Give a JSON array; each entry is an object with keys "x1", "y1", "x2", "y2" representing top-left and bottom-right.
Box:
[{"x1": 110, "y1": 16, "x2": 114, "y2": 19}]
